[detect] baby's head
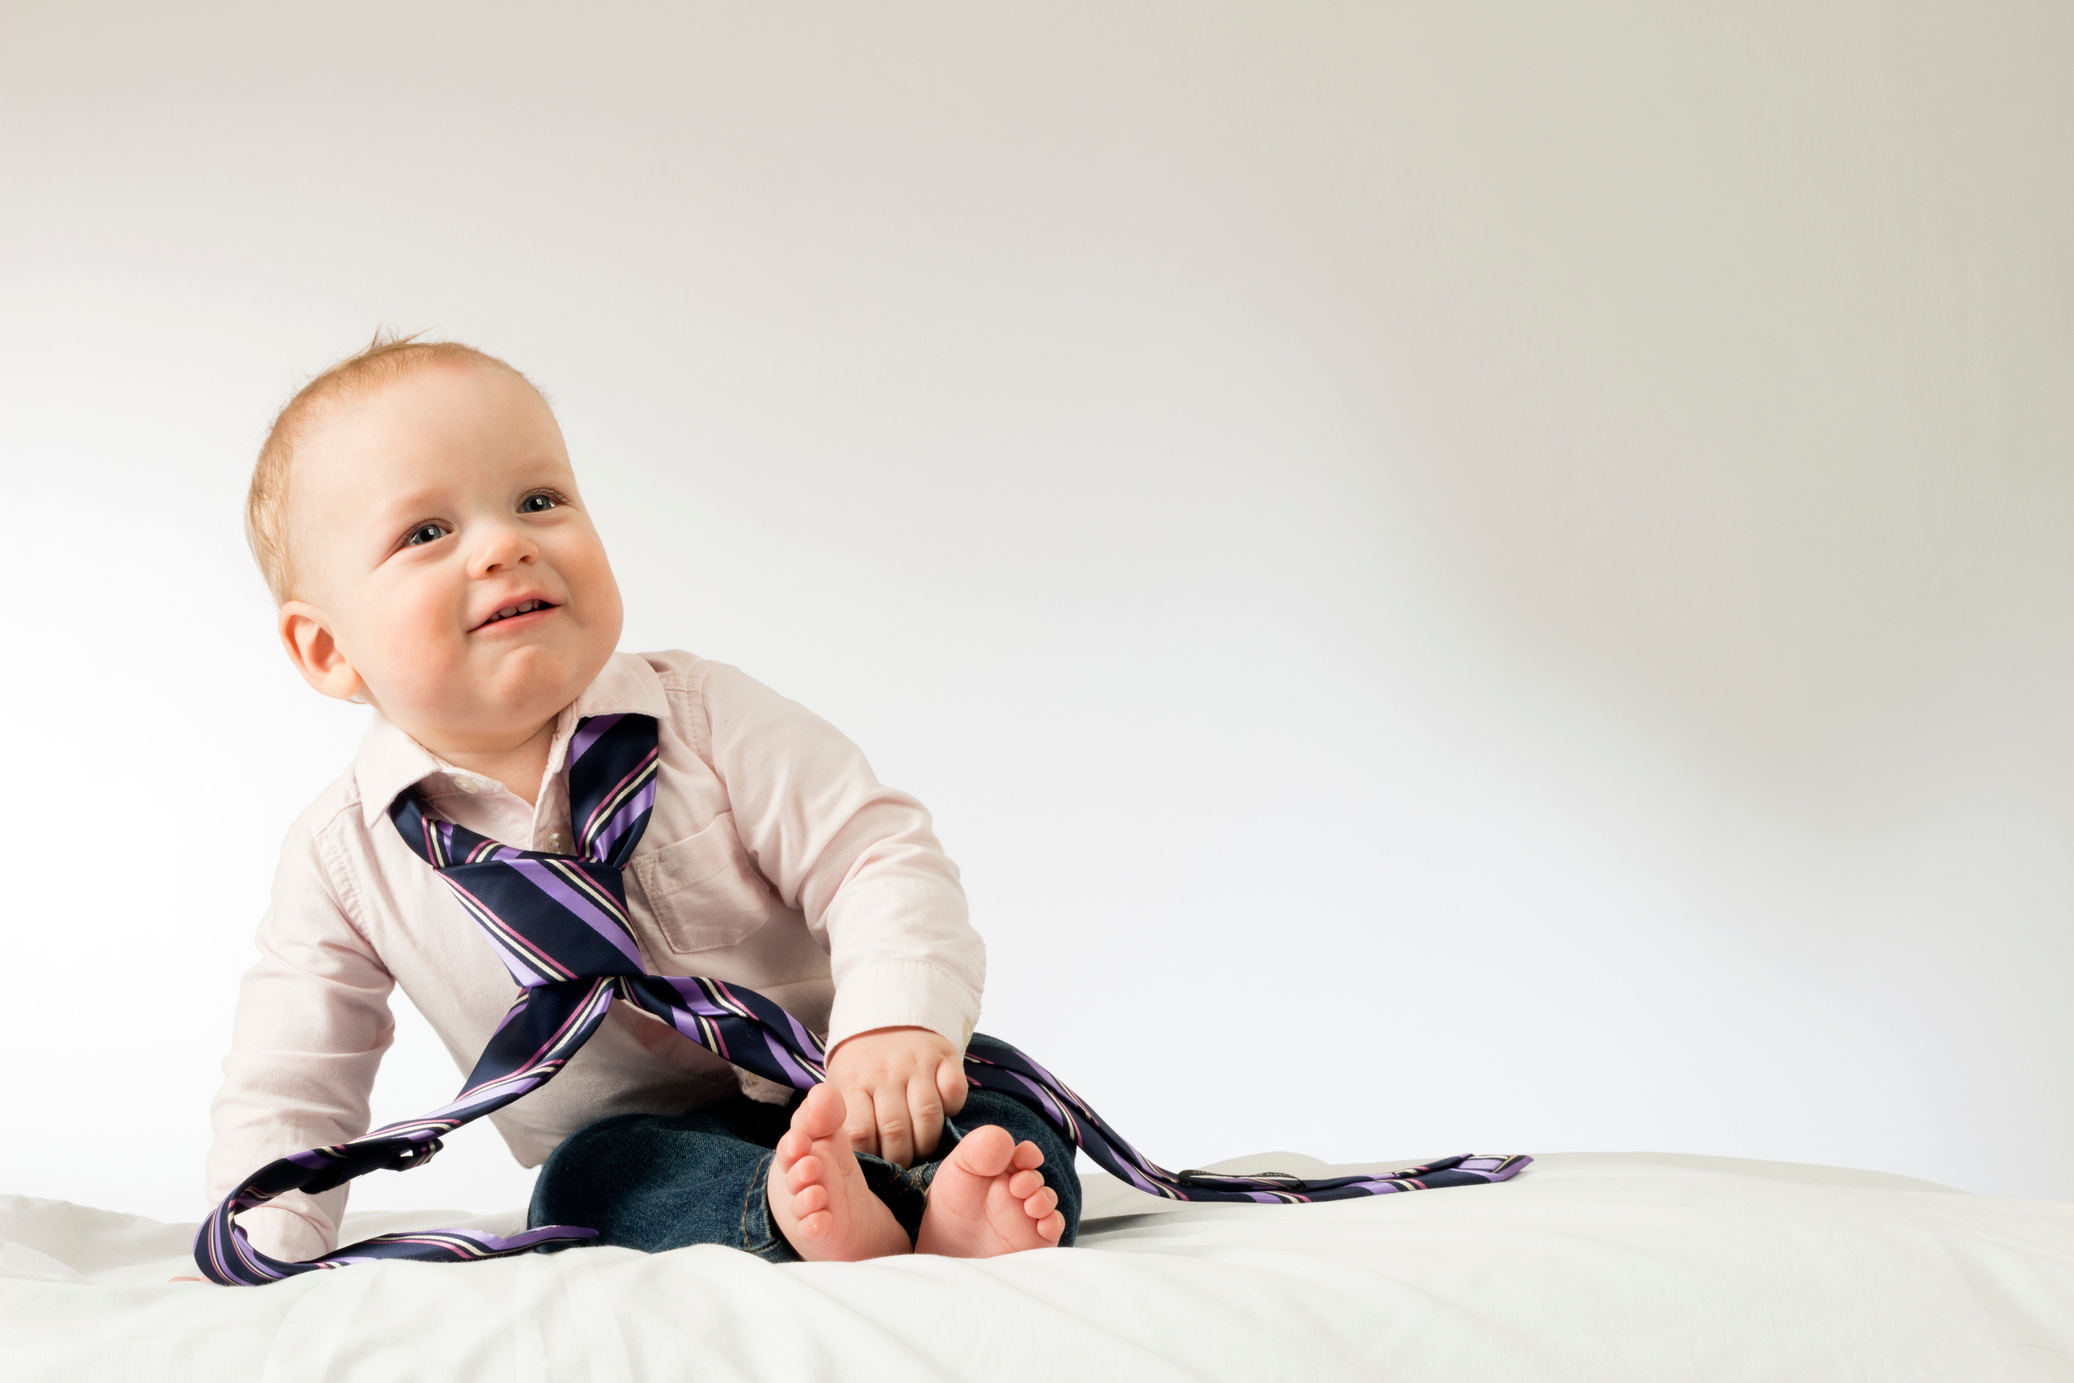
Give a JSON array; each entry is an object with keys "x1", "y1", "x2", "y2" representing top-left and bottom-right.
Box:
[{"x1": 249, "y1": 335, "x2": 624, "y2": 755}]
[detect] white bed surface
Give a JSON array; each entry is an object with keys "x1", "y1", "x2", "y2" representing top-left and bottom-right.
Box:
[{"x1": 4, "y1": 1151, "x2": 2070, "y2": 1381}]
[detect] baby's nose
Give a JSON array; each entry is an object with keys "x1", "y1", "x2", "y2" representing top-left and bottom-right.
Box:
[{"x1": 471, "y1": 526, "x2": 539, "y2": 574}]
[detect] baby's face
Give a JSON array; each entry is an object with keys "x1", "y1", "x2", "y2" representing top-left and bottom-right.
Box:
[{"x1": 282, "y1": 361, "x2": 624, "y2": 753}]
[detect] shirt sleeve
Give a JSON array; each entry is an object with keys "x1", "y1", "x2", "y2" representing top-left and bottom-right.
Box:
[
  {"x1": 202, "y1": 809, "x2": 396, "y2": 1262},
  {"x1": 696, "y1": 661, "x2": 985, "y2": 1053}
]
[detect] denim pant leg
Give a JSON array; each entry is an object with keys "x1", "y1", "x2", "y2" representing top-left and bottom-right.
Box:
[
  {"x1": 530, "y1": 1086, "x2": 1085, "y2": 1262},
  {"x1": 528, "y1": 1095, "x2": 800, "y2": 1263}
]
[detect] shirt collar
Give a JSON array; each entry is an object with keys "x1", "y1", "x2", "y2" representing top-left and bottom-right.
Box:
[{"x1": 353, "y1": 651, "x2": 669, "y2": 828}]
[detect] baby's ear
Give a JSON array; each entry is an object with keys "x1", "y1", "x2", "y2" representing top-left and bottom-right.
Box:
[{"x1": 278, "y1": 601, "x2": 366, "y2": 703}]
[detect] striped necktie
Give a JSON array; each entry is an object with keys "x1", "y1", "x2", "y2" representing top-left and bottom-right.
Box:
[{"x1": 195, "y1": 712, "x2": 1529, "y2": 1285}]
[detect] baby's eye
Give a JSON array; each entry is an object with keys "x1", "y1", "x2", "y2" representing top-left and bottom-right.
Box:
[
  {"x1": 403, "y1": 522, "x2": 448, "y2": 547},
  {"x1": 518, "y1": 491, "x2": 561, "y2": 514}
]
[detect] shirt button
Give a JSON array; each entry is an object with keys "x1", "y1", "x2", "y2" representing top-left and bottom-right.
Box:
[
  {"x1": 452, "y1": 776, "x2": 479, "y2": 794},
  {"x1": 542, "y1": 832, "x2": 571, "y2": 853}
]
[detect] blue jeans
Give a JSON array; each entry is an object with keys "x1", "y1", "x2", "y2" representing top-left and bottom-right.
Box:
[{"x1": 528, "y1": 1087, "x2": 1082, "y2": 1263}]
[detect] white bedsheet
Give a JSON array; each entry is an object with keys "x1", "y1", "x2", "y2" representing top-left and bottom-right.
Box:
[{"x1": 4, "y1": 1152, "x2": 2070, "y2": 1381}]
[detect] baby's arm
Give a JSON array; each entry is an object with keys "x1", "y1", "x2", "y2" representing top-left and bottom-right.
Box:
[
  {"x1": 203, "y1": 815, "x2": 396, "y2": 1262},
  {"x1": 697, "y1": 660, "x2": 984, "y2": 1166}
]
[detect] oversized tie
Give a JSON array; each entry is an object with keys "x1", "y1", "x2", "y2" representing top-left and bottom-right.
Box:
[{"x1": 196, "y1": 712, "x2": 1530, "y2": 1285}]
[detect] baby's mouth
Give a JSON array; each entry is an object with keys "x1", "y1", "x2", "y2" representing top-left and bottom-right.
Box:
[{"x1": 474, "y1": 599, "x2": 557, "y2": 630}]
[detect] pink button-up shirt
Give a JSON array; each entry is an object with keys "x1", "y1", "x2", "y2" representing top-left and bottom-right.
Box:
[{"x1": 205, "y1": 651, "x2": 984, "y2": 1261}]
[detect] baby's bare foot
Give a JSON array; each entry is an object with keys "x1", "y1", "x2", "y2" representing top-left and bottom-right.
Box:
[
  {"x1": 915, "y1": 1125, "x2": 1066, "y2": 1258},
  {"x1": 768, "y1": 1084, "x2": 912, "y2": 1262}
]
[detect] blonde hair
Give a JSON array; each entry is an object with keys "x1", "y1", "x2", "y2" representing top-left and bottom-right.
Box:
[{"x1": 246, "y1": 331, "x2": 536, "y2": 603}]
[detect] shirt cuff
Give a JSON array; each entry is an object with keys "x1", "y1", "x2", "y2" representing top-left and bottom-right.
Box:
[{"x1": 825, "y1": 958, "x2": 980, "y2": 1057}]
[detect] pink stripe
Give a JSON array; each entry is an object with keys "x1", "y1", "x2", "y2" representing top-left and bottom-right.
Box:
[
  {"x1": 440, "y1": 877, "x2": 573, "y2": 980},
  {"x1": 567, "y1": 714, "x2": 621, "y2": 768},
  {"x1": 508, "y1": 860, "x2": 645, "y2": 970}
]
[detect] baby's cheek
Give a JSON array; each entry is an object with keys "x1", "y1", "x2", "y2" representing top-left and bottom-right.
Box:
[
  {"x1": 366, "y1": 584, "x2": 468, "y2": 700},
  {"x1": 558, "y1": 529, "x2": 625, "y2": 637}
]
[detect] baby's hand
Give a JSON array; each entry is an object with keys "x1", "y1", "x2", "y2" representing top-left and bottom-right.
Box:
[{"x1": 825, "y1": 1026, "x2": 968, "y2": 1167}]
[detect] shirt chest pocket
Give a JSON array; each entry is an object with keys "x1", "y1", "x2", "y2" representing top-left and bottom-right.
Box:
[{"x1": 628, "y1": 812, "x2": 790, "y2": 954}]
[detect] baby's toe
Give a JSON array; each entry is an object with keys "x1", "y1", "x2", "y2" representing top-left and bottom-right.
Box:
[
  {"x1": 794, "y1": 1183, "x2": 830, "y2": 1217},
  {"x1": 949, "y1": 1124, "x2": 1016, "y2": 1178},
  {"x1": 1011, "y1": 1141, "x2": 1045, "y2": 1171},
  {"x1": 793, "y1": 1083, "x2": 849, "y2": 1141},
  {"x1": 1023, "y1": 1186, "x2": 1058, "y2": 1219},
  {"x1": 1037, "y1": 1211, "x2": 1066, "y2": 1244},
  {"x1": 787, "y1": 1151, "x2": 827, "y2": 1192},
  {"x1": 1007, "y1": 1168, "x2": 1045, "y2": 1199}
]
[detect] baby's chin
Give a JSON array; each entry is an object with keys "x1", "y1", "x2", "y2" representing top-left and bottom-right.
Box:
[
  {"x1": 377, "y1": 625, "x2": 617, "y2": 746},
  {"x1": 470, "y1": 621, "x2": 615, "y2": 696}
]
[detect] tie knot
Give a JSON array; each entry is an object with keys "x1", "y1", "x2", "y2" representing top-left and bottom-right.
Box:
[{"x1": 386, "y1": 714, "x2": 663, "y2": 988}]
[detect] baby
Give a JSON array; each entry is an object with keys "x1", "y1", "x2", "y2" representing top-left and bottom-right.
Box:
[{"x1": 204, "y1": 335, "x2": 1078, "y2": 1266}]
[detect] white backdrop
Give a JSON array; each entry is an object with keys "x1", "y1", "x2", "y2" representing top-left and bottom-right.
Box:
[{"x1": 2, "y1": 2, "x2": 2069, "y2": 1222}]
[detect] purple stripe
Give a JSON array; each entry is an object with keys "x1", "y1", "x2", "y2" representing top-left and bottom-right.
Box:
[
  {"x1": 488, "y1": 998, "x2": 528, "y2": 1038},
  {"x1": 668, "y1": 1009, "x2": 730, "y2": 1061},
  {"x1": 667, "y1": 976, "x2": 730, "y2": 1018},
  {"x1": 324, "y1": 1224, "x2": 596, "y2": 1267},
  {"x1": 589, "y1": 779, "x2": 657, "y2": 859},
  {"x1": 420, "y1": 1073, "x2": 549, "y2": 1124},
  {"x1": 568, "y1": 714, "x2": 621, "y2": 769},
  {"x1": 759, "y1": 1032, "x2": 816, "y2": 1089},
  {"x1": 1001, "y1": 1068, "x2": 1067, "y2": 1125},
  {"x1": 483, "y1": 939, "x2": 545, "y2": 988},
  {"x1": 507, "y1": 861, "x2": 645, "y2": 970},
  {"x1": 484, "y1": 981, "x2": 614, "y2": 1082},
  {"x1": 580, "y1": 753, "x2": 655, "y2": 840},
  {"x1": 441, "y1": 878, "x2": 571, "y2": 982},
  {"x1": 1105, "y1": 1153, "x2": 1163, "y2": 1196},
  {"x1": 777, "y1": 1008, "x2": 824, "y2": 1059}
]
